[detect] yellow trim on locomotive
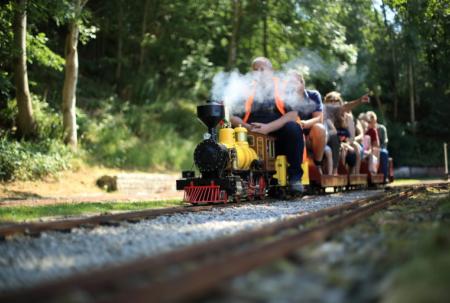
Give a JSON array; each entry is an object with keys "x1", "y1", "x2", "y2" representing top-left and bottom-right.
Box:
[
  {"x1": 273, "y1": 155, "x2": 288, "y2": 186},
  {"x1": 219, "y1": 125, "x2": 258, "y2": 170},
  {"x1": 218, "y1": 127, "x2": 235, "y2": 148},
  {"x1": 219, "y1": 125, "x2": 309, "y2": 186}
]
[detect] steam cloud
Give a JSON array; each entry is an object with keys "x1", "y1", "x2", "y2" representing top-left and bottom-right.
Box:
[
  {"x1": 210, "y1": 49, "x2": 364, "y2": 122},
  {"x1": 211, "y1": 70, "x2": 317, "y2": 119}
]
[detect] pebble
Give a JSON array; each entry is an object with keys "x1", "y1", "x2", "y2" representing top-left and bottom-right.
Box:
[{"x1": 0, "y1": 190, "x2": 381, "y2": 291}]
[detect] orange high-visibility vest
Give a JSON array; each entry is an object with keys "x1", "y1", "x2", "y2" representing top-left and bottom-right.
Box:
[
  {"x1": 242, "y1": 77, "x2": 306, "y2": 161},
  {"x1": 243, "y1": 77, "x2": 286, "y2": 123}
]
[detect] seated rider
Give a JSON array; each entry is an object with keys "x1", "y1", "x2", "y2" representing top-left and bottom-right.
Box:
[
  {"x1": 377, "y1": 118, "x2": 389, "y2": 182},
  {"x1": 230, "y1": 57, "x2": 304, "y2": 193},
  {"x1": 366, "y1": 111, "x2": 383, "y2": 175},
  {"x1": 286, "y1": 71, "x2": 326, "y2": 174},
  {"x1": 324, "y1": 91, "x2": 370, "y2": 174}
]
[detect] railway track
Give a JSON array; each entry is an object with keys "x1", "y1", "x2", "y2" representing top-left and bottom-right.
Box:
[
  {"x1": 1, "y1": 182, "x2": 447, "y2": 239},
  {"x1": 0, "y1": 202, "x2": 249, "y2": 239},
  {"x1": 1, "y1": 184, "x2": 437, "y2": 303}
]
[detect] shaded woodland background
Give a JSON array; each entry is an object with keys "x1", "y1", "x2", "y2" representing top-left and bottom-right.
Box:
[{"x1": 0, "y1": 0, "x2": 449, "y2": 181}]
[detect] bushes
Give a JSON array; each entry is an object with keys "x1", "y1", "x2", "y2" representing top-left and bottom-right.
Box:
[
  {"x1": 0, "y1": 93, "x2": 203, "y2": 181},
  {"x1": 0, "y1": 95, "x2": 72, "y2": 181},
  {"x1": 79, "y1": 97, "x2": 202, "y2": 171},
  {"x1": 0, "y1": 137, "x2": 72, "y2": 181}
]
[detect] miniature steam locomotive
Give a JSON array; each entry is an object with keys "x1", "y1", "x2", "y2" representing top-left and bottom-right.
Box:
[{"x1": 176, "y1": 103, "x2": 393, "y2": 204}]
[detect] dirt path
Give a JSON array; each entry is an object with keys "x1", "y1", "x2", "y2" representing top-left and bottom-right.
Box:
[{"x1": 0, "y1": 166, "x2": 183, "y2": 207}]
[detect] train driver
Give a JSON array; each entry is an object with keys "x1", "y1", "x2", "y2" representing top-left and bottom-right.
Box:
[{"x1": 230, "y1": 57, "x2": 304, "y2": 193}]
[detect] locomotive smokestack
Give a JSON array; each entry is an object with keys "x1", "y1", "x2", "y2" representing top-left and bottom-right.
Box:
[{"x1": 197, "y1": 103, "x2": 225, "y2": 141}]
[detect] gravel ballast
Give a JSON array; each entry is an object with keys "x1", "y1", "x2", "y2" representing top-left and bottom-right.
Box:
[{"x1": 0, "y1": 190, "x2": 381, "y2": 291}]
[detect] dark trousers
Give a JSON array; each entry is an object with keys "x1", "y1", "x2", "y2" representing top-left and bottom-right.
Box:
[
  {"x1": 380, "y1": 148, "x2": 389, "y2": 180},
  {"x1": 327, "y1": 134, "x2": 340, "y2": 170},
  {"x1": 273, "y1": 121, "x2": 304, "y2": 182}
]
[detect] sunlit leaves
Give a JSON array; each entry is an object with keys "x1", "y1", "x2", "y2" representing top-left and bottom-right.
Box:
[
  {"x1": 79, "y1": 24, "x2": 97, "y2": 45},
  {"x1": 27, "y1": 32, "x2": 65, "y2": 71}
]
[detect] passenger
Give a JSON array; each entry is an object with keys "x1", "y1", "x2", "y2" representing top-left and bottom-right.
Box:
[
  {"x1": 358, "y1": 111, "x2": 380, "y2": 173},
  {"x1": 360, "y1": 111, "x2": 388, "y2": 179},
  {"x1": 355, "y1": 113, "x2": 366, "y2": 156},
  {"x1": 377, "y1": 120, "x2": 389, "y2": 182},
  {"x1": 322, "y1": 104, "x2": 341, "y2": 175},
  {"x1": 366, "y1": 111, "x2": 386, "y2": 176},
  {"x1": 230, "y1": 57, "x2": 304, "y2": 193},
  {"x1": 343, "y1": 112, "x2": 361, "y2": 174},
  {"x1": 334, "y1": 114, "x2": 357, "y2": 174},
  {"x1": 286, "y1": 71, "x2": 327, "y2": 174},
  {"x1": 323, "y1": 91, "x2": 368, "y2": 174}
]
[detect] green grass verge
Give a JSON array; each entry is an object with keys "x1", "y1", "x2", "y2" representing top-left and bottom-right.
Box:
[
  {"x1": 0, "y1": 200, "x2": 184, "y2": 223},
  {"x1": 381, "y1": 193, "x2": 450, "y2": 303},
  {"x1": 391, "y1": 178, "x2": 442, "y2": 185}
]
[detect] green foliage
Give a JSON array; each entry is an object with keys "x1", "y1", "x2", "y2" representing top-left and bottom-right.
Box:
[
  {"x1": 1, "y1": 0, "x2": 449, "y2": 175},
  {"x1": 0, "y1": 2, "x2": 13, "y2": 101},
  {"x1": 27, "y1": 32, "x2": 65, "y2": 71},
  {"x1": 0, "y1": 95, "x2": 70, "y2": 181},
  {"x1": 0, "y1": 136, "x2": 72, "y2": 181},
  {"x1": 388, "y1": 121, "x2": 444, "y2": 166},
  {"x1": 1, "y1": 95, "x2": 64, "y2": 140},
  {"x1": 32, "y1": 95, "x2": 65, "y2": 140},
  {"x1": 79, "y1": 97, "x2": 202, "y2": 171}
]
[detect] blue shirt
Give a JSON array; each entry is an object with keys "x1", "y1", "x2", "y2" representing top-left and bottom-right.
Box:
[
  {"x1": 297, "y1": 89, "x2": 323, "y2": 120},
  {"x1": 283, "y1": 89, "x2": 322, "y2": 121}
]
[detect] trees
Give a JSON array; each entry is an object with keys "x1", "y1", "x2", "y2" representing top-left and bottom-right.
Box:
[
  {"x1": 0, "y1": 0, "x2": 448, "y2": 170},
  {"x1": 62, "y1": 0, "x2": 88, "y2": 149},
  {"x1": 227, "y1": 0, "x2": 241, "y2": 70},
  {"x1": 12, "y1": 0, "x2": 35, "y2": 138}
]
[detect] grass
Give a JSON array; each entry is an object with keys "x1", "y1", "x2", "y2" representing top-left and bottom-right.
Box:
[
  {"x1": 381, "y1": 192, "x2": 450, "y2": 303},
  {"x1": 0, "y1": 200, "x2": 184, "y2": 223},
  {"x1": 391, "y1": 178, "x2": 445, "y2": 185}
]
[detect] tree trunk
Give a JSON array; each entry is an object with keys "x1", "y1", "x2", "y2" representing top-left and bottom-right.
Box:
[
  {"x1": 62, "y1": 0, "x2": 82, "y2": 149},
  {"x1": 227, "y1": 0, "x2": 241, "y2": 70},
  {"x1": 139, "y1": 0, "x2": 151, "y2": 71},
  {"x1": 13, "y1": 0, "x2": 35, "y2": 139},
  {"x1": 392, "y1": 46, "x2": 399, "y2": 119},
  {"x1": 408, "y1": 58, "x2": 415, "y2": 127},
  {"x1": 115, "y1": 0, "x2": 123, "y2": 82},
  {"x1": 413, "y1": 63, "x2": 420, "y2": 106},
  {"x1": 262, "y1": 0, "x2": 268, "y2": 58},
  {"x1": 381, "y1": 0, "x2": 399, "y2": 119}
]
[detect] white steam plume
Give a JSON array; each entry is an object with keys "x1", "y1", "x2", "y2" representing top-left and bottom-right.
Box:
[{"x1": 210, "y1": 49, "x2": 361, "y2": 120}]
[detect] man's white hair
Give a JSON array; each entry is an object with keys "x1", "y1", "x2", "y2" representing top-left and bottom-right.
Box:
[{"x1": 252, "y1": 57, "x2": 273, "y2": 70}]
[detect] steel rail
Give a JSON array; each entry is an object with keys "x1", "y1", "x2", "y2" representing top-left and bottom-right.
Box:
[
  {"x1": 0, "y1": 202, "x2": 251, "y2": 238},
  {"x1": 107, "y1": 190, "x2": 416, "y2": 303},
  {"x1": 2, "y1": 181, "x2": 446, "y2": 238},
  {"x1": 0, "y1": 189, "x2": 414, "y2": 303},
  {"x1": 0, "y1": 185, "x2": 388, "y2": 238}
]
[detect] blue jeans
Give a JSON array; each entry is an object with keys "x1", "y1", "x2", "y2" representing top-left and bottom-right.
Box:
[{"x1": 380, "y1": 148, "x2": 389, "y2": 180}]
